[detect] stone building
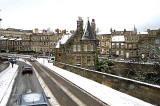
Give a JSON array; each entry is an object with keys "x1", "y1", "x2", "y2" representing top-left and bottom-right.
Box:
[
  {"x1": 97, "y1": 33, "x2": 111, "y2": 57},
  {"x1": 138, "y1": 29, "x2": 160, "y2": 62},
  {"x1": 55, "y1": 17, "x2": 98, "y2": 69},
  {"x1": 0, "y1": 28, "x2": 32, "y2": 38},
  {"x1": 0, "y1": 28, "x2": 60, "y2": 54},
  {"x1": 30, "y1": 33, "x2": 58, "y2": 54}
]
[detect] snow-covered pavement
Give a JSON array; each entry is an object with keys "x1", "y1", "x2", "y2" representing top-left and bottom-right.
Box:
[
  {"x1": 37, "y1": 58, "x2": 154, "y2": 106},
  {"x1": 0, "y1": 63, "x2": 18, "y2": 106}
]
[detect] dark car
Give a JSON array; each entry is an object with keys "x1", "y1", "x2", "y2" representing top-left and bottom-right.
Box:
[
  {"x1": 17, "y1": 92, "x2": 50, "y2": 106},
  {"x1": 8, "y1": 58, "x2": 16, "y2": 64},
  {"x1": 22, "y1": 65, "x2": 33, "y2": 74}
]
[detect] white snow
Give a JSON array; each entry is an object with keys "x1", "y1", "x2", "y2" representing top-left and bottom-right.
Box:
[
  {"x1": 139, "y1": 32, "x2": 148, "y2": 34},
  {"x1": 56, "y1": 34, "x2": 72, "y2": 48},
  {"x1": 0, "y1": 64, "x2": 18, "y2": 106},
  {"x1": 9, "y1": 38, "x2": 16, "y2": 40},
  {"x1": 37, "y1": 58, "x2": 155, "y2": 106},
  {"x1": 112, "y1": 35, "x2": 125, "y2": 42},
  {"x1": 0, "y1": 36, "x2": 8, "y2": 40}
]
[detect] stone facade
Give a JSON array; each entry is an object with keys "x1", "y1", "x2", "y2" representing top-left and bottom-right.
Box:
[
  {"x1": 0, "y1": 28, "x2": 61, "y2": 54},
  {"x1": 55, "y1": 18, "x2": 98, "y2": 69},
  {"x1": 97, "y1": 27, "x2": 160, "y2": 61},
  {"x1": 138, "y1": 29, "x2": 160, "y2": 62}
]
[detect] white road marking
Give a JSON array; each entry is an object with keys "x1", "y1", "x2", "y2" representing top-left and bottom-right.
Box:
[
  {"x1": 33, "y1": 66, "x2": 60, "y2": 106},
  {"x1": 38, "y1": 65, "x2": 87, "y2": 106}
]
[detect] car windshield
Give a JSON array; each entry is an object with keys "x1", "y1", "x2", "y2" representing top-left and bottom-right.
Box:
[
  {"x1": 23, "y1": 65, "x2": 31, "y2": 68},
  {"x1": 30, "y1": 104, "x2": 47, "y2": 106},
  {"x1": 51, "y1": 58, "x2": 54, "y2": 60}
]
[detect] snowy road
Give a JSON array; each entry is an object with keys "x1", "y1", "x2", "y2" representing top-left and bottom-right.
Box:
[{"x1": 7, "y1": 60, "x2": 45, "y2": 106}]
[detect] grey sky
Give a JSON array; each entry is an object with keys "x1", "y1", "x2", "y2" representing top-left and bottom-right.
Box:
[{"x1": 0, "y1": 0, "x2": 160, "y2": 33}]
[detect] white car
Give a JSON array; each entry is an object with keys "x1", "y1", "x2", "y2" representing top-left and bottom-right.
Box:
[
  {"x1": 48, "y1": 57, "x2": 55, "y2": 63},
  {"x1": 30, "y1": 57, "x2": 35, "y2": 62}
]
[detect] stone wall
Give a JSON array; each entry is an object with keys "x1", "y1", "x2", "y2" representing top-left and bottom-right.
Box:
[
  {"x1": 54, "y1": 62, "x2": 160, "y2": 106},
  {"x1": 113, "y1": 62, "x2": 159, "y2": 72}
]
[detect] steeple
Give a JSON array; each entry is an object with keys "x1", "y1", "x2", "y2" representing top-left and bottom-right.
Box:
[
  {"x1": 82, "y1": 19, "x2": 95, "y2": 40},
  {"x1": 133, "y1": 25, "x2": 137, "y2": 34}
]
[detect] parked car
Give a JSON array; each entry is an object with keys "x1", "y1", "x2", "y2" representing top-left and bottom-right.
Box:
[
  {"x1": 48, "y1": 57, "x2": 55, "y2": 63},
  {"x1": 22, "y1": 65, "x2": 33, "y2": 74},
  {"x1": 17, "y1": 92, "x2": 50, "y2": 106}
]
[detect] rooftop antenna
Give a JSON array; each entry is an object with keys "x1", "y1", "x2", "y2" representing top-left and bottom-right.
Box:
[{"x1": 0, "y1": 9, "x2": 2, "y2": 29}]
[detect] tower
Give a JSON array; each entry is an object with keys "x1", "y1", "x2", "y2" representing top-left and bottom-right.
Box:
[
  {"x1": 77, "y1": 16, "x2": 83, "y2": 32},
  {"x1": 91, "y1": 19, "x2": 96, "y2": 38}
]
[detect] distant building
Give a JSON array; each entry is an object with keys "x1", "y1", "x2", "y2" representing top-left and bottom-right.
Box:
[
  {"x1": 138, "y1": 29, "x2": 160, "y2": 62},
  {"x1": 55, "y1": 17, "x2": 98, "y2": 69}
]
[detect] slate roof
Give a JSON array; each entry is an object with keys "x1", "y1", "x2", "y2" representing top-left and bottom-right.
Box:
[{"x1": 82, "y1": 20, "x2": 95, "y2": 40}]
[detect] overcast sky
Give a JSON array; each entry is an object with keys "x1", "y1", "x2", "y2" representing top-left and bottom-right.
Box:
[{"x1": 0, "y1": 0, "x2": 160, "y2": 33}]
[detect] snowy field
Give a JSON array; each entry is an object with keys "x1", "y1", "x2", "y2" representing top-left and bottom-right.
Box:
[
  {"x1": 0, "y1": 63, "x2": 18, "y2": 106},
  {"x1": 37, "y1": 58, "x2": 155, "y2": 106}
]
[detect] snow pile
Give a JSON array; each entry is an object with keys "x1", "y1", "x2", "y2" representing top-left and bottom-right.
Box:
[
  {"x1": 0, "y1": 64, "x2": 18, "y2": 106},
  {"x1": 37, "y1": 58, "x2": 154, "y2": 106}
]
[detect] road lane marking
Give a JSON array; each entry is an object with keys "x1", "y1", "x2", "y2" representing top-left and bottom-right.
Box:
[
  {"x1": 32, "y1": 66, "x2": 60, "y2": 106},
  {"x1": 38, "y1": 64, "x2": 87, "y2": 106}
]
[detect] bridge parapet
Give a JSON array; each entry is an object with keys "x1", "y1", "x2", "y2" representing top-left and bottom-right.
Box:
[{"x1": 54, "y1": 61, "x2": 160, "y2": 106}]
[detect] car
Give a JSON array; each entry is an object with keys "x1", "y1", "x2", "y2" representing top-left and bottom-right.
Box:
[
  {"x1": 17, "y1": 92, "x2": 50, "y2": 106},
  {"x1": 48, "y1": 57, "x2": 55, "y2": 63},
  {"x1": 8, "y1": 57, "x2": 16, "y2": 64},
  {"x1": 30, "y1": 57, "x2": 35, "y2": 62},
  {"x1": 22, "y1": 65, "x2": 33, "y2": 74}
]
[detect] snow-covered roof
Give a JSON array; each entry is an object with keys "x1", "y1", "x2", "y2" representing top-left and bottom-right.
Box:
[
  {"x1": 16, "y1": 38, "x2": 22, "y2": 41},
  {"x1": 56, "y1": 34, "x2": 72, "y2": 48},
  {"x1": 139, "y1": 32, "x2": 148, "y2": 34},
  {"x1": 112, "y1": 35, "x2": 125, "y2": 42},
  {"x1": 97, "y1": 31, "x2": 111, "y2": 35},
  {"x1": 9, "y1": 38, "x2": 16, "y2": 40},
  {"x1": 0, "y1": 37, "x2": 8, "y2": 40}
]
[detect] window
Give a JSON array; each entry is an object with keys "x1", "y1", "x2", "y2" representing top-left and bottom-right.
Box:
[
  {"x1": 155, "y1": 39, "x2": 160, "y2": 44},
  {"x1": 77, "y1": 45, "x2": 81, "y2": 51},
  {"x1": 83, "y1": 45, "x2": 87, "y2": 51},
  {"x1": 116, "y1": 50, "x2": 119, "y2": 55},
  {"x1": 76, "y1": 56, "x2": 81, "y2": 66},
  {"x1": 112, "y1": 43, "x2": 115, "y2": 48},
  {"x1": 112, "y1": 50, "x2": 116, "y2": 55},
  {"x1": 121, "y1": 50, "x2": 124, "y2": 55},
  {"x1": 121, "y1": 43, "x2": 124, "y2": 48},
  {"x1": 73, "y1": 45, "x2": 76, "y2": 52},
  {"x1": 101, "y1": 42, "x2": 104, "y2": 46},
  {"x1": 87, "y1": 56, "x2": 91, "y2": 66},
  {"x1": 90, "y1": 45, "x2": 93, "y2": 51},
  {"x1": 116, "y1": 43, "x2": 119, "y2": 48},
  {"x1": 106, "y1": 41, "x2": 109, "y2": 48},
  {"x1": 129, "y1": 44, "x2": 132, "y2": 49}
]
